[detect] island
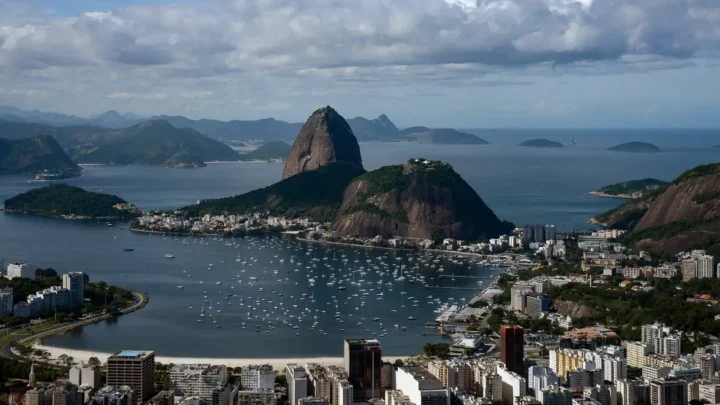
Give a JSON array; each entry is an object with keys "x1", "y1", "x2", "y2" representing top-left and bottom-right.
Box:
[
  {"x1": 238, "y1": 141, "x2": 292, "y2": 162},
  {"x1": 607, "y1": 141, "x2": 661, "y2": 153},
  {"x1": 3, "y1": 184, "x2": 141, "y2": 220},
  {"x1": 0, "y1": 135, "x2": 80, "y2": 175},
  {"x1": 518, "y1": 139, "x2": 564, "y2": 148},
  {"x1": 399, "y1": 127, "x2": 489, "y2": 144},
  {"x1": 72, "y1": 120, "x2": 241, "y2": 167},
  {"x1": 589, "y1": 178, "x2": 668, "y2": 199}
]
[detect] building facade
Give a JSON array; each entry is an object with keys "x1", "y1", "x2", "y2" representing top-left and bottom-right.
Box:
[
  {"x1": 343, "y1": 339, "x2": 382, "y2": 400},
  {"x1": 106, "y1": 350, "x2": 155, "y2": 402}
]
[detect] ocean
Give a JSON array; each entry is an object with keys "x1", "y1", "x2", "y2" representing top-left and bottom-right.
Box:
[{"x1": 1, "y1": 133, "x2": 718, "y2": 357}]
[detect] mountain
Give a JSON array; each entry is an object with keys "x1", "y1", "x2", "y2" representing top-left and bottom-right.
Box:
[
  {"x1": 0, "y1": 119, "x2": 109, "y2": 148},
  {"x1": 155, "y1": 115, "x2": 303, "y2": 141},
  {"x1": 346, "y1": 114, "x2": 400, "y2": 142},
  {"x1": 0, "y1": 105, "x2": 86, "y2": 126},
  {"x1": 73, "y1": 120, "x2": 240, "y2": 167},
  {"x1": 89, "y1": 110, "x2": 140, "y2": 129},
  {"x1": 519, "y1": 139, "x2": 564, "y2": 148},
  {"x1": 593, "y1": 163, "x2": 720, "y2": 255},
  {"x1": 239, "y1": 142, "x2": 292, "y2": 161},
  {"x1": 399, "y1": 127, "x2": 488, "y2": 144},
  {"x1": 590, "y1": 178, "x2": 668, "y2": 199},
  {"x1": 186, "y1": 162, "x2": 366, "y2": 221},
  {"x1": 332, "y1": 158, "x2": 513, "y2": 240},
  {"x1": 282, "y1": 106, "x2": 363, "y2": 180},
  {"x1": 3, "y1": 184, "x2": 139, "y2": 219},
  {"x1": 0, "y1": 135, "x2": 80, "y2": 174},
  {"x1": 608, "y1": 142, "x2": 661, "y2": 153}
]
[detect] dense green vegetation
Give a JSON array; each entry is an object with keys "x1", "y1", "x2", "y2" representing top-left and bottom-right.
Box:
[
  {"x1": 545, "y1": 276, "x2": 720, "y2": 339},
  {"x1": 618, "y1": 219, "x2": 720, "y2": 246},
  {"x1": 422, "y1": 342, "x2": 451, "y2": 359},
  {"x1": 675, "y1": 163, "x2": 720, "y2": 183},
  {"x1": 595, "y1": 178, "x2": 668, "y2": 196},
  {"x1": 239, "y1": 142, "x2": 291, "y2": 161},
  {"x1": 607, "y1": 141, "x2": 661, "y2": 153},
  {"x1": 0, "y1": 135, "x2": 79, "y2": 174},
  {"x1": 518, "y1": 139, "x2": 564, "y2": 148},
  {"x1": 74, "y1": 120, "x2": 240, "y2": 166},
  {"x1": 4, "y1": 184, "x2": 139, "y2": 219},
  {"x1": 0, "y1": 358, "x2": 65, "y2": 384},
  {"x1": 185, "y1": 162, "x2": 366, "y2": 221}
]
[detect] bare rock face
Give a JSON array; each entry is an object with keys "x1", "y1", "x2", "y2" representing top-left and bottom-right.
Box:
[
  {"x1": 282, "y1": 106, "x2": 363, "y2": 179},
  {"x1": 332, "y1": 159, "x2": 513, "y2": 240}
]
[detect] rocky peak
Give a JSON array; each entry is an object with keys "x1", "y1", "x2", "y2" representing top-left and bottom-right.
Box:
[{"x1": 282, "y1": 106, "x2": 363, "y2": 179}]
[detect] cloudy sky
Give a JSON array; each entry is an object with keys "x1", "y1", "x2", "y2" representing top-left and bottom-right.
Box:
[{"x1": 0, "y1": 0, "x2": 718, "y2": 128}]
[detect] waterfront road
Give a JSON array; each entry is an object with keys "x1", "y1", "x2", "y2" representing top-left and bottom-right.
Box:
[{"x1": 0, "y1": 292, "x2": 147, "y2": 364}]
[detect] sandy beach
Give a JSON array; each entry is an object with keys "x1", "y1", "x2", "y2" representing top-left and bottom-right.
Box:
[{"x1": 33, "y1": 344, "x2": 406, "y2": 369}]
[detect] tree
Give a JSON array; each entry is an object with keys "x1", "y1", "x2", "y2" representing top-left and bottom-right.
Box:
[
  {"x1": 88, "y1": 356, "x2": 101, "y2": 368},
  {"x1": 394, "y1": 359, "x2": 404, "y2": 366}
]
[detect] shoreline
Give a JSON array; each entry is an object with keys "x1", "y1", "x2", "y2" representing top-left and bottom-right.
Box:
[
  {"x1": 32, "y1": 344, "x2": 406, "y2": 369},
  {"x1": 588, "y1": 191, "x2": 637, "y2": 199},
  {"x1": 1, "y1": 210, "x2": 134, "y2": 222}
]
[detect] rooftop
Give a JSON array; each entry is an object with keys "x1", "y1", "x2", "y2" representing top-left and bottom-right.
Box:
[{"x1": 112, "y1": 350, "x2": 153, "y2": 359}]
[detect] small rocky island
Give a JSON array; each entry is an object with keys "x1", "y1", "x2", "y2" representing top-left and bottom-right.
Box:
[
  {"x1": 590, "y1": 178, "x2": 668, "y2": 199},
  {"x1": 518, "y1": 139, "x2": 564, "y2": 148},
  {"x1": 3, "y1": 184, "x2": 141, "y2": 219},
  {"x1": 607, "y1": 141, "x2": 661, "y2": 153}
]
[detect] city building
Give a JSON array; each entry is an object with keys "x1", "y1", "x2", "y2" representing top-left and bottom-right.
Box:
[
  {"x1": 69, "y1": 364, "x2": 101, "y2": 389},
  {"x1": 287, "y1": 364, "x2": 309, "y2": 405},
  {"x1": 537, "y1": 385, "x2": 572, "y2": 405},
  {"x1": 496, "y1": 362, "x2": 526, "y2": 405},
  {"x1": 500, "y1": 326, "x2": 525, "y2": 376},
  {"x1": 566, "y1": 368, "x2": 603, "y2": 393},
  {"x1": 344, "y1": 339, "x2": 382, "y2": 400},
  {"x1": 626, "y1": 342, "x2": 652, "y2": 369},
  {"x1": 240, "y1": 364, "x2": 274, "y2": 391},
  {"x1": 149, "y1": 391, "x2": 176, "y2": 405},
  {"x1": 6, "y1": 262, "x2": 36, "y2": 280},
  {"x1": 528, "y1": 366, "x2": 559, "y2": 395},
  {"x1": 93, "y1": 386, "x2": 134, "y2": 405},
  {"x1": 642, "y1": 365, "x2": 670, "y2": 381},
  {"x1": 583, "y1": 384, "x2": 616, "y2": 405},
  {"x1": 427, "y1": 360, "x2": 472, "y2": 391},
  {"x1": 382, "y1": 362, "x2": 394, "y2": 392},
  {"x1": 62, "y1": 272, "x2": 86, "y2": 307},
  {"x1": 525, "y1": 296, "x2": 549, "y2": 317},
  {"x1": 616, "y1": 379, "x2": 649, "y2": 405},
  {"x1": 237, "y1": 389, "x2": 275, "y2": 405},
  {"x1": 510, "y1": 285, "x2": 533, "y2": 313},
  {"x1": 0, "y1": 287, "x2": 12, "y2": 316},
  {"x1": 337, "y1": 381, "x2": 353, "y2": 405},
  {"x1": 25, "y1": 386, "x2": 54, "y2": 405},
  {"x1": 106, "y1": 350, "x2": 155, "y2": 402},
  {"x1": 298, "y1": 398, "x2": 329, "y2": 405},
  {"x1": 212, "y1": 383, "x2": 239, "y2": 405},
  {"x1": 395, "y1": 366, "x2": 450, "y2": 405},
  {"x1": 649, "y1": 379, "x2": 687, "y2": 405},
  {"x1": 169, "y1": 364, "x2": 228, "y2": 400}
]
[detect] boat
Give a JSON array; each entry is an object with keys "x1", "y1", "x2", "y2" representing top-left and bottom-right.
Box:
[
  {"x1": 164, "y1": 254, "x2": 175, "y2": 259},
  {"x1": 177, "y1": 285, "x2": 184, "y2": 289}
]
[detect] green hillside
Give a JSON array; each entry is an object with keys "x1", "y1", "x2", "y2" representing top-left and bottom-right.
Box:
[{"x1": 4, "y1": 184, "x2": 139, "y2": 219}]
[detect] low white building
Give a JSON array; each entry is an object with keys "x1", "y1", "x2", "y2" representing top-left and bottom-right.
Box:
[
  {"x1": 395, "y1": 366, "x2": 450, "y2": 405},
  {"x1": 6, "y1": 262, "x2": 35, "y2": 280}
]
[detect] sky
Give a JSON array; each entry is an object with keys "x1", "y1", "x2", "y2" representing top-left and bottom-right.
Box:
[{"x1": 0, "y1": 0, "x2": 719, "y2": 128}]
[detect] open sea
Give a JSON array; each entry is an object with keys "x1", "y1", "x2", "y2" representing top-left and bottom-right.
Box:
[{"x1": 1, "y1": 129, "x2": 719, "y2": 358}]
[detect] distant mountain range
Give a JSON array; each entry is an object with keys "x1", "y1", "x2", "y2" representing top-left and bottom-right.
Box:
[{"x1": 0, "y1": 105, "x2": 490, "y2": 144}]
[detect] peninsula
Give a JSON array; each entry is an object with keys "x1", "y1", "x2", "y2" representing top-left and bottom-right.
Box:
[
  {"x1": 3, "y1": 184, "x2": 141, "y2": 220},
  {"x1": 518, "y1": 139, "x2": 564, "y2": 148},
  {"x1": 607, "y1": 141, "x2": 661, "y2": 153},
  {"x1": 589, "y1": 178, "x2": 668, "y2": 199},
  {"x1": 238, "y1": 141, "x2": 291, "y2": 162},
  {"x1": 0, "y1": 135, "x2": 80, "y2": 175}
]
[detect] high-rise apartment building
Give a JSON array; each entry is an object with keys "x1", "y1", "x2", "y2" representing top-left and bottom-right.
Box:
[
  {"x1": 649, "y1": 379, "x2": 687, "y2": 405},
  {"x1": 500, "y1": 326, "x2": 524, "y2": 376},
  {"x1": 0, "y1": 287, "x2": 13, "y2": 316},
  {"x1": 537, "y1": 385, "x2": 572, "y2": 405},
  {"x1": 287, "y1": 364, "x2": 309, "y2": 405},
  {"x1": 62, "y1": 272, "x2": 85, "y2": 307},
  {"x1": 240, "y1": 364, "x2": 274, "y2": 391},
  {"x1": 344, "y1": 339, "x2": 382, "y2": 400},
  {"x1": 169, "y1": 364, "x2": 228, "y2": 400},
  {"x1": 106, "y1": 350, "x2": 155, "y2": 402},
  {"x1": 395, "y1": 366, "x2": 450, "y2": 405}
]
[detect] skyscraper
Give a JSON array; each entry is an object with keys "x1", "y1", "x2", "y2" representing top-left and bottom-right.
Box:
[
  {"x1": 344, "y1": 339, "x2": 382, "y2": 400},
  {"x1": 500, "y1": 325, "x2": 525, "y2": 376},
  {"x1": 62, "y1": 272, "x2": 85, "y2": 307},
  {"x1": 0, "y1": 287, "x2": 13, "y2": 316},
  {"x1": 106, "y1": 350, "x2": 155, "y2": 402}
]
